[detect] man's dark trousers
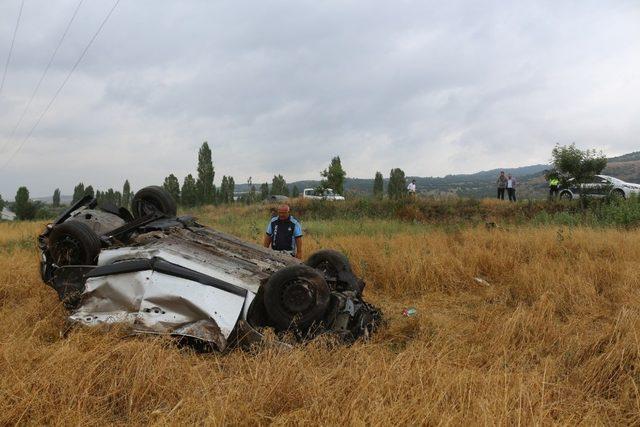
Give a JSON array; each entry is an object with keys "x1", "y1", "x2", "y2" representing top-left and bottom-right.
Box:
[{"x1": 497, "y1": 188, "x2": 505, "y2": 200}]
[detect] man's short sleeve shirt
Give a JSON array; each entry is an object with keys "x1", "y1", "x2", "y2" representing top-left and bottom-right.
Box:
[{"x1": 266, "y1": 216, "x2": 303, "y2": 253}]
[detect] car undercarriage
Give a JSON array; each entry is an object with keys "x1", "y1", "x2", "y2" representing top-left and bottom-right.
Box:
[{"x1": 38, "y1": 186, "x2": 382, "y2": 351}]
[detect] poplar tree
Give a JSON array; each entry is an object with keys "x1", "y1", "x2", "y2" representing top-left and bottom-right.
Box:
[
  {"x1": 260, "y1": 183, "x2": 269, "y2": 200},
  {"x1": 220, "y1": 176, "x2": 229, "y2": 203},
  {"x1": 163, "y1": 174, "x2": 180, "y2": 204},
  {"x1": 388, "y1": 168, "x2": 407, "y2": 199},
  {"x1": 196, "y1": 142, "x2": 214, "y2": 205},
  {"x1": 14, "y1": 186, "x2": 36, "y2": 220},
  {"x1": 181, "y1": 174, "x2": 198, "y2": 207},
  {"x1": 373, "y1": 171, "x2": 384, "y2": 198},
  {"x1": 72, "y1": 183, "x2": 85, "y2": 203},
  {"x1": 246, "y1": 177, "x2": 257, "y2": 204},
  {"x1": 122, "y1": 180, "x2": 132, "y2": 207},
  {"x1": 52, "y1": 188, "x2": 61, "y2": 207},
  {"x1": 227, "y1": 176, "x2": 235, "y2": 203},
  {"x1": 100, "y1": 188, "x2": 121, "y2": 206}
]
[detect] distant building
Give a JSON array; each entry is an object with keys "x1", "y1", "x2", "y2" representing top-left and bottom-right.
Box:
[{"x1": 1, "y1": 208, "x2": 16, "y2": 221}]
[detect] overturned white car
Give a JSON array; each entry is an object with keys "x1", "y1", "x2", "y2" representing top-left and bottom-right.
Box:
[{"x1": 38, "y1": 186, "x2": 381, "y2": 351}]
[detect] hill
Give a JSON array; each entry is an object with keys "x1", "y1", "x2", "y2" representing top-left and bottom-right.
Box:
[{"x1": 608, "y1": 151, "x2": 640, "y2": 163}]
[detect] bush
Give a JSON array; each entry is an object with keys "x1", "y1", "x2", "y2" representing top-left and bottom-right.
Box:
[
  {"x1": 291, "y1": 195, "x2": 640, "y2": 228},
  {"x1": 591, "y1": 195, "x2": 640, "y2": 226}
]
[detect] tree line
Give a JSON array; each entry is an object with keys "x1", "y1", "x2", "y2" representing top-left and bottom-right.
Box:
[
  {"x1": 372, "y1": 168, "x2": 410, "y2": 199},
  {"x1": 160, "y1": 147, "x2": 350, "y2": 207},
  {"x1": 1, "y1": 149, "x2": 403, "y2": 221}
]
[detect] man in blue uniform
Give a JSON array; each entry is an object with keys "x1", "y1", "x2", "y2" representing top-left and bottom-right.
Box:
[{"x1": 263, "y1": 204, "x2": 304, "y2": 259}]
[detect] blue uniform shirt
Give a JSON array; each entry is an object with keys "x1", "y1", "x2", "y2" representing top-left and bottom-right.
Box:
[{"x1": 266, "y1": 215, "x2": 303, "y2": 255}]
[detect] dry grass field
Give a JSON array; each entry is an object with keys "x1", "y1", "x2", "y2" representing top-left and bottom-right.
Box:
[{"x1": 2, "y1": 203, "x2": 640, "y2": 424}]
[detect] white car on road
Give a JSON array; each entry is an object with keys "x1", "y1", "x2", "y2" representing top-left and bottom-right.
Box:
[{"x1": 559, "y1": 175, "x2": 640, "y2": 200}]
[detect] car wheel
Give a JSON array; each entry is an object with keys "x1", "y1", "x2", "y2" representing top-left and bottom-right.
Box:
[
  {"x1": 306, "y1": 249, "x2": 364, "y2": 294},
  {"x1": 306, "y1": 249, "x2": 352, "y2": 277},
  {"x1": 263, "y1": 264, "x2": 330, "y2": 331},
  {"x1": 559, "y1": 191, "x2": 573, "y2": 201},
  {"x1": 48, "y1": 220, "x2": 102, "y2": 266},
  {"x1": 131, "y1": 186, "x2": 177, "y2": 219},
  {"x1": 612, "y1": 189, "x2": 626, "y2": 200}
]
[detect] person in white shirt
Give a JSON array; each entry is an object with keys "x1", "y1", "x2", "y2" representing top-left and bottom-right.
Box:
[
  {"x1": 407, "y1": 179, "x2": 417, "y2": 195},
  {"x1": 506, "y1": 174, "x2": 517, "y2": 202}
]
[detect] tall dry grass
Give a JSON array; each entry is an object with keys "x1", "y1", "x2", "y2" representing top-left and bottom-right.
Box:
[{"x1": 1, "y1": 215, "x2": 640, "y2": 424}]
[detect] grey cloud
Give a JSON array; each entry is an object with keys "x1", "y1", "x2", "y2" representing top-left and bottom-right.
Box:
[{"x1": 0, "y1": 0, "x2": 639, "y2": 197}]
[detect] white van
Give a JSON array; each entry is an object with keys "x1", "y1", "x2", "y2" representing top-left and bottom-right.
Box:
[{"x1": 302, "y1": 188, "x2": 345, "y2": 201}]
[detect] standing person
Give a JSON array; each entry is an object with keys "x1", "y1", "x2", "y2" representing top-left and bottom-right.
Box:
[
  {"x1": 496, "y1": 171, "x2": 507, "y2": 200},
  {"x1": 263, "y1": 204, "x2": 303, "y2": 259},
  {"x1": 407, "y1": 179, "x2": 417, "y2": 196},
  {"x1": 548, "y1": 175, "x2": 560, "y2": 199},
  {"x1": 506, "y1": 174, "x2": 517, "y2": 202}
]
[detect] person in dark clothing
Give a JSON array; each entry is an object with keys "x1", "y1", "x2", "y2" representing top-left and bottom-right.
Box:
[
  {"x1": 496, "y1": 171, "x2": 507, "y2": 200},
  {"x1": 263, "y1": 204, "x2": 304, "y2": 259}
]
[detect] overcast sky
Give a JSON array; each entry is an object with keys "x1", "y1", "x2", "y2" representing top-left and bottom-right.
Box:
[{"x1": 0, "y1": 0, "x2": 638, "y2": 198}]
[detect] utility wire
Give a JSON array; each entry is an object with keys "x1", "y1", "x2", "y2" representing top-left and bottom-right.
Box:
[
  {"x1": 0, "y1": 0, "x2": 84, "y2": 154},
  {"x1": 0, "y1": 0, "x2": 25, "y2": 98},
  {"x1": 1, "y1": 0, "x2": 120, "y2": 171}
]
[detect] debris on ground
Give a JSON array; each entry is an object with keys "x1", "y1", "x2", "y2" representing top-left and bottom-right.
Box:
[
  {"x1": 474, "y1": 277, "x2": 491, "y2": 287},
  {"x1": 402, "y1": 307, "x2": 418, "y2": 317}
]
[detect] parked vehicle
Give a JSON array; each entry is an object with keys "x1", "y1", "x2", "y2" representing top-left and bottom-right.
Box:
[
  {"x1": 302, "y1": 188, "x2": 345, "y2": 201},
  {"x1": 38, "y1": 186, "x2": 380, "y2": 351},
  {"x1": 558, "y1": 175, "x2": 640, "y2": 200},
  {"x1": 1, "y1": 207, "x2": 16, "y2": 221}
]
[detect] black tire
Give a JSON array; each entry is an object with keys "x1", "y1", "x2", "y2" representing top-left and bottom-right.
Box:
[
  {"x1": 131, "y1": 186, "x2": 177, "y2": 219},
  {"x1": 306, "y1": 249, "x2": 353, "y2": 278},
  {"x1": 48, "y1": 220, "x2": 101, "y2": 266},
  {"x1": 559, "y1": 191, "x2": 573, "y2": 201},
  {"x1": 263, "y1": 265, "x2": 330, "y2": 331},
  {"x1": 306, "y1": 249, "x2": 364, "y2": 294},
  {"x1": 612, "y1": 189, "x2": 626, "y2": 200}
]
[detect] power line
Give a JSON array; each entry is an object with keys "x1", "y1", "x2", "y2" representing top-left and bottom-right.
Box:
[
  {"x1": 0, "y1": 0, "x2": 25, "y2": 98},
  {"x1": 1, "y1": 0, "x2": 120, "y2": 171},
  {"x1": 0, "y1": 0, "x2": 84, "y2": 154}
]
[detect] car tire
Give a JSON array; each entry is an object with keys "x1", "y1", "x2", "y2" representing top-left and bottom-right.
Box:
[
  {"x1": 263, "y1": 264, "x2": 330, "y2": 331},
  {"x1": 49, "y1": 220, "x2": 102, "y2": 266},
  {"x1": 305, "y1": 249, "x2": 364, "y2": 294},
  {"x1": 306, "y1": 249, "x2": 353, "y2": 277},
  {"x1": 559, "y1": 191, "x2": 573, "y2": 201},
  {"x1": 612, "y1": 189, "x2": 626, "y2": 200},
  {"x1": 131, "y1": 186, "x2": 177, "y2": 219}
]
